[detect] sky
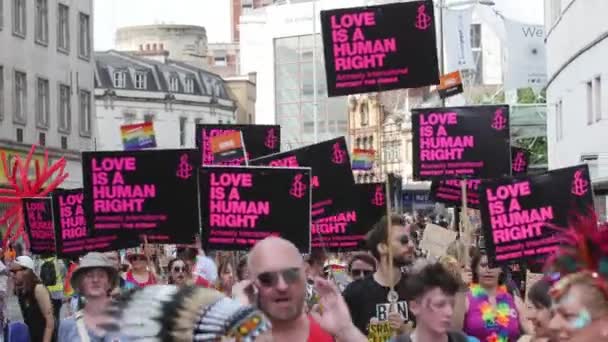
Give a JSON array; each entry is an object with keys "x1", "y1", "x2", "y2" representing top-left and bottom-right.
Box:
[{"x1": 94, "y1": 0, "x2": 544, "y2": 51}]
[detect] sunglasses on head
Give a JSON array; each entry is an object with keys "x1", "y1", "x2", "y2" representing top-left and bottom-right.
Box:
[
  {"x1": 351, "y1": 269, "x2": 373, "y2": 278},
  {"x1": 257, "y1": 267, "x2": 301, "y2": 288}
]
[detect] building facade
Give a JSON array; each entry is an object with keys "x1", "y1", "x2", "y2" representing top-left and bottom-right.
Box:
[
  {"x1": 347, "y1": 94, "x2": 383, "y2": 183},
  {"x1": 544, "y1": 0, "x2": 608, "y2": 220},
  {"x1": 207, "y1": 42, "x2": 239, "y2": 78},
  {"x1": 0, "y1": 0, "x2": 95, "y2": 189},
  {"x1": 225, "y1": 73, "x2": 257, "y2": 124},
  {"x1": 94, "y1": 51, "x2": 236, "y2": 150},
  {"x1": 115, "y1": 25, "x2": 208, "y2": 69}
]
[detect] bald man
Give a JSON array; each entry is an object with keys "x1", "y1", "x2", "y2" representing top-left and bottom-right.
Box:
[{"x1": 246, "y1": 237, "x2": 366, "y2": 342}]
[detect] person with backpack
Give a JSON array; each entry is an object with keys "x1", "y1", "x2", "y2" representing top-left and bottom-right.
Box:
[
  {"x1": 39, "y1": 255, "x2": 65, "y2": 323},
  {"x1": 392, "y1": 262, "x2": 474, "y2": 342}
]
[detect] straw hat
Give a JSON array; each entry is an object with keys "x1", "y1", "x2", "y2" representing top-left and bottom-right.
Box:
[{"x1": 71, "y1": 252, "x2": 119, "y2": 292}]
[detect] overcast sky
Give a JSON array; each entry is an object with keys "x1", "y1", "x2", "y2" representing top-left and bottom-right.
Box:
[{"x1": 94, "y1": 0, "x2": 544, "y2": 50}]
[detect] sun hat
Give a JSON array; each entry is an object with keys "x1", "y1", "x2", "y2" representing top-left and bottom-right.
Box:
[
  {"x1": 71, "y1": 252, "x2": 119, "y2": 292},
  {"x1": 13, "y1": 256, "x2": 35, "y2": 271}
]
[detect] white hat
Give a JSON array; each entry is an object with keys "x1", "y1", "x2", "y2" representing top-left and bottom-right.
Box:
[{"x1": 13, "y1": 256, "x2": 34, "y2": 271}]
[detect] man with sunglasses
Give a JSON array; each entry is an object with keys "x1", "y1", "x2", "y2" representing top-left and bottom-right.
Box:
[
  {"x1": 348, "y1": 253, "x2": 377, "y2": 282},
  {"x1": 343, "y1": 215, "x2": 416, "y2": 341},
  {"x1": 246, "y1": 236, "x2": 366, "y2": 341}
]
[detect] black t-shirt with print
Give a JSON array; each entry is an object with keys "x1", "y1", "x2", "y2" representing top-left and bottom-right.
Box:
[{"x1": 343, "y1": 273, "x2": 412, "y2": 337}]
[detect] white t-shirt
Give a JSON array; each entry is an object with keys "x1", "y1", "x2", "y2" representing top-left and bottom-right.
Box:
[{"x1": 194, "y1": 255, "x2": 218, "y2": 283}]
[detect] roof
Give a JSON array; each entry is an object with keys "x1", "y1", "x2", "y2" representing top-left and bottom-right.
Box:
[{"x1": 94, "y1": 50, "x2": 232, "y2": 100}]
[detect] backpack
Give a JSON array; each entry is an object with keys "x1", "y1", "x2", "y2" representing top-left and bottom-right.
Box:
[{"x1": 40, "y1": 260, "x2": 57, "y2": 287}]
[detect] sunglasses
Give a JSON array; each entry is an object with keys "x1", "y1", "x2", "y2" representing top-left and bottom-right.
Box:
[
  {"x1": 130, "y1": 255, "x2": 146, "y2": 261},
  {"x1": 257, "y1": 267, "x2": 301, "y2": 288},
  {"x1": 172, "y1": 266, "x2": 186, "y2": 273},
  {"x1": 351, "y1": 269, "x2": 373, "y2": 278}
]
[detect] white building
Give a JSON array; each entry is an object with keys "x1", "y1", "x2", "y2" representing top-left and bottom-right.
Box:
[
  {"x1": 94, "y1": 50, "x2": 236, "y2": 151},
  {"x1": 545, "y1": 0, "x2": 608, "y2": 219},
  {"x1": 0, "y1": 0, "x2": 95, "y2": 189}
]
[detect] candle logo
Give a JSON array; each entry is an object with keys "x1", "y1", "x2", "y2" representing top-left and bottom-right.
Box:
[
  {"x1": 512, "y1": 151, "x2": 527, "y2": 173},
  {"x1": 265, "y1": 128, "x2": 278, "y2": 149},
  {"x1": 415, "y1": 4, "x2": 432, "y2": 31},
  {"x1": 331, "y1": 142, "x2": 347, "y2": 165},
  {"x1": 290, "y1": 174, "x2": 307, "y2": 199},
  {"x1": 491, "y1": 109, "x2": 507, "y2": 131},
  {"x1": 371, "y1": 185, "x2": 385, "y2": 207},
  {"x1": 571, "y1": 169, "x2": 589, "y2": 197},
  {"x1": 176, "y1": 154, "x2": 193, "y2": 180}
]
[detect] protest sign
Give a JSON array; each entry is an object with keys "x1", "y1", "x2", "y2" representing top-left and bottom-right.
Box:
[
  {"x1": 438, "y1": 71, "x2": 464, "y2": 99},
  {"x1": 197, "y1": 124, "x2": 280, "y2": 166},
  {"x1": 320, "y1": 0, "x2": 439, "y2": 97},
  {"x1": 120, "y1": 122, "x2": 157, "y2": 150},
  {"x1": 479, "y1": 165, "x2": 594, "y2": 267},
  {"x1": 210, "y1": 131, "x2": 247, "y2": 164},
  {"x1": 22, "y1": 198, "x2": 55, "y2": 254},
  {"x1": 312, "y1": 182, "x2": 386, "y2": 251},
  {"x1": 199, "y1": 166, "x2": 311, "y2": 253},
  {"x1": 81, "y1": 149, "x2": 199, "y2": 244},
  {"x1": 412, "y1": 105, "x2": 511, "y2": 180},
  {"x1": 430, "y1": 179, "x2": 481, "y2": 209},
  {"x1": 419, "y1": 223, "x2": 458, "y2": 258},
  {"x1": 511, "y1": 147, "x2": 530, "y2": 175},
  {"x1": 53, "y1": 189, "x2": 139, "y2": 258},
  {"x1": 250, "y1": 137, "x2": 355, "y2": 220}
]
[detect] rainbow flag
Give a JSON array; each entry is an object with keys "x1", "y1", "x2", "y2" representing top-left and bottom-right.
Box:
[
  {"x1": 352, "y1": 149, "x2": 375, "y2": 170},
  {"x1": 121, "y1": 122, "x2": 157, "y2": 150}
]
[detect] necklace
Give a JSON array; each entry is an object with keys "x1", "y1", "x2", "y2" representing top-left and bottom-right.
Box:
[{"x1": 470, "y1": 283, "x2": 512, "y2": 342}]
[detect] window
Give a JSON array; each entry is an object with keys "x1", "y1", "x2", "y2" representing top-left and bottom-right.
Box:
[
  {"x1": 36, "y1": 78, "x2": 50, "y2": 128},
  {"x1": 143, "y1": 114, "x2": 154, "y2": 123},
  {"x1": 470, "y1": 24, "x2": 483, "y2": 84},
  {"x1": 556, "y1": 99, "x2": 563, "y2": 141},
  {"x1": 586, "y1": 81, "x2": 593, "y2": 125},
  {"x1": 134, "y1": 72, "x2": 146, "y2": 89},
  {"x1": 169, "y1": 77, "x2": 179, "y2": 92},
  {"x1": 12, "y1": 0, "x2": 26, "y2": 37},
  {"x1": 78, "y1": 13, "x2": 90, "y2": 58},
  {"x1": 113, "y1": 71, "x2": 126, "y2": 88},
  {"x1": 185, "y1": 78, "x2": 194, "y2": 93},
  {"x1": 123, "y1": 112, "x2": 136, "y2": 124},
  {"x1": 58, "y1": 85, "x2": 71, "y2": 132},
  {"x1": 57, "y1": 4, "x2": 70, "y2": 52},
  {"x1": 0, "y1": 67, "x2": 3, "y2": 120},
  {"x1": 179, "y1": 117, "x2": 187, "y2": 146},
  {"x1": 14, "y1": 71, "x2": 27, "y2": 124},
  {"x1": 35, "y1": 0, "x2": 48, "y2": 44},
  {"x1": 194, "y1": 118, "x2": 203, "y2": 126},
  {"x1": 61, "y1": 136, "x2": 67, "y2": 149},
  {"x1": 360, "y1": 103, "x2": 369, "y2": 126},
  {"x1": 218, "y1": 119, "x2": 223, "y2": 124},
  {"x1": 79, "y1": 90, "x2": 91, "y2": 136},
  {"x1": 16, "y1": 128, "x2": 23, "y2": 143},
  {"x1": 214, "y1": 56, "x2": 227, "y2": 66},
  {"x1": 594, "y1": 76, "x2": 602, "y2": 121},
  {"x1": 39, "y1": 132, "x2": 46, "y2": 146}
]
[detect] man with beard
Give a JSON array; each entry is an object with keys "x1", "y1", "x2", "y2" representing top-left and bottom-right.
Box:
[
  {"x1": 342, "y1": 214, "x2": 416, "y2": 340},
  {"x1": 247, "y1": 236, "x2": 366, "y2": 341}
]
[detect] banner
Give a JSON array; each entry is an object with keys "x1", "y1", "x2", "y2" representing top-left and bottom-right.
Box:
[
  {"x1": 210, "y1": 131, "x2": 246, "y2": 164},
  {"x1": 443, "y1": 7, "x2": 475, "y2": 71},
  {"x1": 22, "y1": 198, "x2": 55, "y2": 255},
  {"x1": 199, "y1": 166, "x2": 311, "y2": 253},
  {"x1": 312, "y1": 182, "x2": 386, "y2": 251},
  {"x1": 504, "y1": 20, "x2": 547, "y2": 90},
  {"x1": 430, "y1": 179, "x2": 481, "y2": 209},
  {"x1": 438, "y1": 71, "x2": 464, "y2": 99},
  {"x1": 197, "y1": 124, "x2": 280, "y2": 166},
  {"x1": 250, "y1": 137, "x2": 355, "y2": 220},
  {"x1": 352, "y1": 149, "x2": 375, "y2": 171},
  {"x1": 81, "y1": 149, "x2": 200, "y2": 244},
  {"x1": 411, "y1": 105, "x2": 511, "y2": 180},
  {"x1": 320, "y1": 0, "x2": 439, "y2": 97},
  {"x1": 120, "y1": 122, "x2": 157, "y2": 151},
  {"x1": 511, "y1": 147, "x2": 530, "y2": 175},
  {"x1": 419, "y1": 223, "x2": 458, "y2": 258},
  {"x1": 479, "y1": 165, "x2": 594, "y2": 267},
  {"x1": 53, "y1": 189, "x2": 139, "y2": 258}
]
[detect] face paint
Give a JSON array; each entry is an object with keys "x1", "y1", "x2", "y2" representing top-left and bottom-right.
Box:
[{"x1": 570, "y1": 309, "x2": 592, "y2": 329}]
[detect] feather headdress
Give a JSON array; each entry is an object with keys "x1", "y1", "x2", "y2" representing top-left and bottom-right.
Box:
[
  {"x1": 102, "y1": 285, "x2": 271, "y2": 342},
  {"x1": 544, "y1": 211, "x2": 608, "y2": 300}
]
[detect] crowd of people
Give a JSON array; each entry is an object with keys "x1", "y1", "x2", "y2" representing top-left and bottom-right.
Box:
[{"x1": 0, "y1": 213, "x2": 606, "y2": 341}]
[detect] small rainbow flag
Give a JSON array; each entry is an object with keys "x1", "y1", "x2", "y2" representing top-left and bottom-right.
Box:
[
  {"x1": 121, "y1": 122, "x2": 157, "y2": 151},
  {"x1": 352, "y1": 149, "x2": 375, "y2": 170}
]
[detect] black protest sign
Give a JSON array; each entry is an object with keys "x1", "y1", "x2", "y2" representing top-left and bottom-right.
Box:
[
  {"x1": 479, "y1": 165, "x2": 594, "y2": 267},
  {"x1": 412, "y1": 105, "x2": 511, "y2": 180},
  {"x1": 511, "y1": 147, "x2": 530, "y2": 175},
  {"x1": 250, "y1": 137, "x2": 355, "y2": 220},
  {"x1": 312, "y1": 183, "x2": 386, "y2": 251},
  {"x1": 321, "y1": 0, "x2": 439, "y2": 97},
  {"x1": 430, "y1": 179, "x2": 481, "y2": 209},
  {"x1": 52, "y1": 189, "x2": 139, "y2": 258},
  {"x1": 22, "y1": 198, "x2": 55, "y2": 255},
  {"x1": 199, "y1": 166, "x2": 311, "y2": 253},
  {"x1": 81, "y1": 149, "x2": 199, "y2": 244},
  {"x1": 211, "y1": 131, "x2": 246, "y2": 164},
  {"x1": 197, "y1": 124, "x2": 280, "y2": 166}
]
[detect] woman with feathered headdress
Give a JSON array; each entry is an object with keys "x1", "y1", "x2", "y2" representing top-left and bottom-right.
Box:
[{"x1": 544, "y1": 212, "x2": 608, "y2": 341}]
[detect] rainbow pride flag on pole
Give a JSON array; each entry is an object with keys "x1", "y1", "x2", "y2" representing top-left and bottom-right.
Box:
[
  {"x1": 352, "y1": 149, "x2": 375, "y2": 170},
  {"x1": 120, "y1": 122, "x2": 157, "y2": 150}
]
